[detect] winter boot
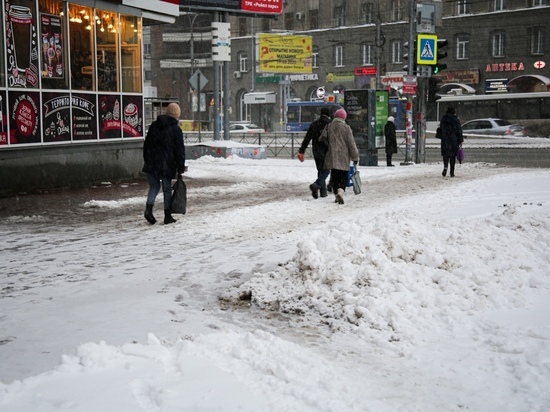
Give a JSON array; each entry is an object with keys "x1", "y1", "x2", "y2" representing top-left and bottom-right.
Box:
[
  {"x1": 164, "y1": 210, "x2": 177, "y2": 225},
  {"x1": 309, "y1": 183, "x2": 319, "y2": 199},
  {"x1": 320, "y1": 187, "x2": 328, "y2": 198},
  {"x1": 442, "y1": 168, "x2": 447, "y2": 177},
  {"x1": 335, "y1": 188, "x2": 345, "y2": 205},
  {"x1": 144, "y1": 204, "x2": 156, "y2": 224}
]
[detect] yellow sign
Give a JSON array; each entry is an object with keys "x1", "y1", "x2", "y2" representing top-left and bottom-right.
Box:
[{"x1": 259, "y1": 34, "x2": 312, "y2": 73}]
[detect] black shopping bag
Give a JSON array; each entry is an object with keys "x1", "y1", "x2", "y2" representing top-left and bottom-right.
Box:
[{"x1": 170, "y1": 175, "x2": 187, "y2": 214}]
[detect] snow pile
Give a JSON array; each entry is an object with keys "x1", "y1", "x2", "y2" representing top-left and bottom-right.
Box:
[{"x1": 234, "y1": 205, "x2": 550, "y2": 350}]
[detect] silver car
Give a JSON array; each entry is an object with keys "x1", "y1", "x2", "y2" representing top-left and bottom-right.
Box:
[{"x1": 461, "y1": 118, "x2": 526, "y2": 137}]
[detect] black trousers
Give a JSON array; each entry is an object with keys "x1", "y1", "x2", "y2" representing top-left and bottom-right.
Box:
[
  {"x1": 330, "y1": 169, "x2": 348, "y2": 193},
  {"x1": 443, "y1": 156, "x2": 456, "y2": 174}
]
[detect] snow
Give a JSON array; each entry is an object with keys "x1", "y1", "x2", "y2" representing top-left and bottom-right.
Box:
[{"x1": 1, "y1": 155, "x2": 550, "y2": 411}]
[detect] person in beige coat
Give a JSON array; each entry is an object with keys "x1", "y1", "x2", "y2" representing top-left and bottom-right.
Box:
[{"x1": 319, "y1": 108, "x2": 359, "y2": 205}]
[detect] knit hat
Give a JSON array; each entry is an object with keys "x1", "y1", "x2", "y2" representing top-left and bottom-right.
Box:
[
  {"x1": 320, "y1": 107, "x2": 330, "y2": 116},
  {"x1": 387, "y1": 116, "x2": 395, "y2": 122},
  {"x1": 334, "y1": 108, "x2": 347, "y2": 120},
  {"x1": 166, "y1": 103, "x2": 181, "y2": 119}
]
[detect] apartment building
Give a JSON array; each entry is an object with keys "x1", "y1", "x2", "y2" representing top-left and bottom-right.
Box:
[{"x1": 149, "y1": 0, "x2": 549, "y2": 129}]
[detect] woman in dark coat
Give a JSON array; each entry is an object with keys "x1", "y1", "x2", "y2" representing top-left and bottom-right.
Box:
[
  {"x1": 384, "y1": 116, "x2": 397, "y2": 167},
  {"x1": 439, "y1": 107, "x2": 464, "y2": 177},
  {"x1": 142, "y1": 103, "x2": 186, "y2": 224}
]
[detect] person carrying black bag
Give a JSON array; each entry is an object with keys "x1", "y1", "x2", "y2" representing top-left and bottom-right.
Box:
[{"x1": 142, "y1": 103, "x2": 187, "y2": 225}]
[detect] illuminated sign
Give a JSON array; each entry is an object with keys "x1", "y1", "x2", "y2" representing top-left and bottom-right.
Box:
[
  {"x1": 180, "y1": 0, "x2": 283, "y2": 15},
  {"x1": 354, "y1": 67, "x2": 377, "y2": 76},
  {"x1": 259, "y1": 34, "x2": 312, "y2": 74}
]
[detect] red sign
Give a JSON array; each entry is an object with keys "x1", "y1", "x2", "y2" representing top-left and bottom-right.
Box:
[
  {"x1": 354, "y1": 67, "x2": 377, "y2": 76},
  {"x1": 534, "y1": 60, "x2": 546, "y2": 69}
]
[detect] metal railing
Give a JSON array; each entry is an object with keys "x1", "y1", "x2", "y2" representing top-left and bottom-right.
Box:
[{"x1": 182, "y1": 132, "x2": 307, "y2": 158}]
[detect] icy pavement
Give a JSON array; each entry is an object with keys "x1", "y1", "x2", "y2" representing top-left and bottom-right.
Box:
[{"x1": 1, "y1": 158, "x2": 549, "y2": 411}]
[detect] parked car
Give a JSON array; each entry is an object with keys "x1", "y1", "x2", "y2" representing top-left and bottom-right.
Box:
[
  {"x1": 229, "y1": 123, "x2": 265, "y2": 133},
  {"x1": 461, "y1": 118, "x2": 526, "y2": 137}
]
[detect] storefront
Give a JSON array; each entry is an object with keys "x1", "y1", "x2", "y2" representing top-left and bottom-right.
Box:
[{"x1": 0, "y1": 0, "x2": 177, "y2": 194}]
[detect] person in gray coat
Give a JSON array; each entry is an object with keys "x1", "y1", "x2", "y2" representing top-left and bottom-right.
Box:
[{"x1": 320, "y1": 108, "x2": 359, "y2": 205}]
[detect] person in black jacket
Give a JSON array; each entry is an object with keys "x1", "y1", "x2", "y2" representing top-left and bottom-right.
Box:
[
  {"x1": 384, "y1": 116, "x2": 397, "y2": 167},
  {"x1": 142, "y1": 103, "x2": 186, "y2": 224},
  {"x1": 297, "y1": 107, "x2": 332, "y2": 198},
  {"x1": 439, "y1": 106, "x2": 464, "y2": 177}
]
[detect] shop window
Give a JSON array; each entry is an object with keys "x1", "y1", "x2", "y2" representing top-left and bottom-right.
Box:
[
  {"x1": 40, "y1": 0, "x2": 68, "y2": 90},
  {"x1": 96, "y1": 10, "x2": 119, "y2": 92},
  {"x1": 120, "y1": 15, "x2": 141, "y2": 93},
  {"x1": 69, "y1": 4, "x2": 95, "y2": 90}
]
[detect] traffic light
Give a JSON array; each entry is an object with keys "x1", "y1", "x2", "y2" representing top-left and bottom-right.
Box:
[
  {"x1": 403, "y1": 40, "x2": 417, "y2": 75},
  {"x1": 433, "y1": 39, "x2": 448, "y2": 75}
]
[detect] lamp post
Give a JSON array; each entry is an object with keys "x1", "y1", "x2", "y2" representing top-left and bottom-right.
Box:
[{"x1": 181, "y1": 12, "x2": 199, "y2": 122}]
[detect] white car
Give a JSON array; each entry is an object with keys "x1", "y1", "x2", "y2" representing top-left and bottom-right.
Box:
[{"x1": 229, "y1": 123, "x2": 265, "y2": 133}]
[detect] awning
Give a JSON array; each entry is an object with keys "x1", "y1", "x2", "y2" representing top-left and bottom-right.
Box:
[
  {"x1": 243, "y1": 92, "x2": 276, "y2": 104},
  {"x1": 506, "y1": 75, "x2": 550, "y2": 93}
]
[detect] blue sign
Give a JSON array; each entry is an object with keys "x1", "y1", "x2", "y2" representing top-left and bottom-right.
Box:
[{"x1": 417, "y1": 34, "x2": 437, "y2": 65}]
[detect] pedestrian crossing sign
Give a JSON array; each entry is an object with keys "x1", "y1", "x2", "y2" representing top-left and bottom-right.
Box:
[{"x1": 417, "y1": 34, "x2": 437, "y2": 65}]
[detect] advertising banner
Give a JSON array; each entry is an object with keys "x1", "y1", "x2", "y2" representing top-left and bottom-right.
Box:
[
  {"x1": 40, "y1": 13, "x2": 64, "y2": 80},
  {"x1": 98, "y1": 94, "x2": 122, "y2": 139},
  {"x1": 259, "y1": 34, "x2": 312, "y2": 74},
  {"x1": 9, "y1": 91, "x2": 40, "y2": 144},
  {"x1": 42, "y1": 92, "x2": 71, "y2": 142},
  {"x1": 180, "y1": 0, "x2": 282, "y2": 14},
  {"x1": 122, "y1": 96, "x2": 144, "y2": 137},
  {"x1": 72, "y1": 94, "x2": 97, "y2": 141},
  {"x1": 5, "y1": 0, "x2": 40, "y2": 88}
]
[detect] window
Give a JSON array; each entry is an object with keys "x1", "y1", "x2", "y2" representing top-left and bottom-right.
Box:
[
  {"x1": 361, "y1": 2, "x2": 374, "y2": 24},
  {"x1": 390, "y1": 0, "x2": 401, "y2": 20},
  {"x1": 457, "y1": 35, "x2": 469, "y2": 60},
  {"x1": 143, "y1": 43, "x2": 151, "y2": 56},
  {"x1": 96, "y1": 10, "x2": 119, "y2": 92},
  {"x1": 284, "y1": 12, "x2": 294, "y2": 31},
  {"x1": 530, "y1": 27, "x2": 544, "y2": 55},
  {"x1": 334, "y1": 6, "x2": 345, "y2": 26},
  {"x1": 531, "y1": 0, "x2": 545, "y2": 6},
  {"x1": 312, "y1": 46, "x2": 319, "y2": 68},
  {"x1": 493, "y1": 0, "x2": 506, "y2": 11},
  {"x1": 239, "y1": 52, "x2": 248, "y2": 72},
  {"x1": 238, "y1": 18, "x2": 247, "y2": 36},
  {"x1": 457, "y1": 0, "x2": 470, "y2": 15},
  {"x1": 310, "y1": 9, "x2": 319, "y2": 30},
  {"x1": 391, "y1": 41, "x2": 402, "y2": 63},
  {"x1": 70, "y1": 4, "x2": 95, "y2": 90},
  {"x1": 335, "y1": 45, "x2": 344, "y2": 67},
  {"x1": 361, "y1": 43, "x2": 374, "y2": 65},
  {"x1": 120, "y1": 15, "x2": 141, "y2": 92},
  {"x1": 492, "y1": 32, "x2": 505, "y2": 57}
]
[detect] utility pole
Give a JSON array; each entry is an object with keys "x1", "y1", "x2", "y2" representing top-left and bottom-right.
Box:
[{"x1": 401, "y1": 0, "x2": 415, "y2": 165}]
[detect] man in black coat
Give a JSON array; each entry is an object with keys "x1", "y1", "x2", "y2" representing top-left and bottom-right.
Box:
[
  {"x1": 439, "y1": 106, "x2": 464, "y2": 177},
  {"x1": 297, "y1": 107, "x2": 332, "y2": 198},
  {"x1": 142, "y1": 103, "x2": 186, "y2": 224}
]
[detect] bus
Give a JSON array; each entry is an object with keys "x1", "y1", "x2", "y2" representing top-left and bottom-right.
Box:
[
  {"x1": 435, "y1": 92, "x2": 550, "y2": 137},
  {"x1": 285, "y1": 101, "x2": 342, "y2": 132},
  {"x1": 286, "y1": 97, "x2": 407, "y2": 132}
]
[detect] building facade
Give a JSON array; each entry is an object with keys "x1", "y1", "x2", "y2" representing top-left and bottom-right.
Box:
[{"x1": 226, "y1": 0, "x2": 549, "y2": 128}]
